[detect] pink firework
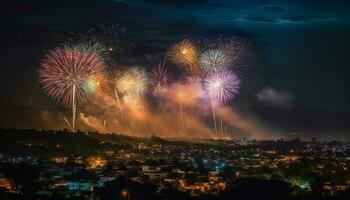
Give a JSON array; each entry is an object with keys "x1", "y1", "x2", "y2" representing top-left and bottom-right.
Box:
[
  {"x1": 149, "y1": 60, "x2": 171, "y2": 97},
  {"x1": 38, "y1": 46, "x2": 105, "y2": 106},
  {"x1": 205, "y1": 69, "x2": 240, "y2": 103},
  {"x1": 38, "y1": 46, "x2": 105, "y2": 132}
]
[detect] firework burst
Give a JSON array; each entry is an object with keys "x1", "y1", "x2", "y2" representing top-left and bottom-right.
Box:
[
  {"x1": 205, "y1": 69, "x2": 240, "y2": 103},
  {"x1": 200, "y1": 36, "x2": 252, "y2": 69},
  {"x1": 116, "y1": 67, "x2": 148, "y2": 97},
  {"x1": 84, "y1": 73, "x2": 112, "y2": 97},
  {"x1": 167, "y1": 39, "x2": 198, "y2": 72},
  {"x1": 38, "y1": 46, "x2": 105, "y2": 131},
  {"x1": 199, "y1": 49, "x2": 230, "y2": 72},
  {"x1": 39, "y1": 46, "x2": 105, "y2": 105},
  {"x1": 204, "y1": 69, "x2": 240, "y2": 134},
  {"x1": 69, "y1": 42, "x2": 111, "y2": 62},
  {"x1": 149, "y1": 60, "x2": 171, "y2": 97}
]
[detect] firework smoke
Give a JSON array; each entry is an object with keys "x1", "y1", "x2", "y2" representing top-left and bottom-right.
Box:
[{"x1": 38, "y1": 33, "x2": 273, "y2": 140}]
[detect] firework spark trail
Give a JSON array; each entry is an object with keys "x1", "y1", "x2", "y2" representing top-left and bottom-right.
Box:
[
  {"x1": 83, "y1": 94, "x2": 128, "y2": 133},
  {"x1": 217, "y1": 106, "x2": 273, "y2": 139},
  {"x1": 38, "y1": 46, "x2": 105, "y2": 132},
  {"x1": 204, "y1": 69, "x2": 241, "y2": 136},
  {"x1": 115, "y1": 67, "x2": 148, "y2": 132},
  {"x1": 149, "y1": 59, "x2": 171, "y2": 98},
  {"x1": 114, "y1": 88, "x2": 123, "y2": 115},
  {"x1": 63, "y1": 116, "x2": 72, "y2": 130},
  {"x1": 209, "y1": 90, "x2": 218, "y2": 133},
  {"x1": 72, "y1": 84, "x2": 76, "y2": 132},
  {"x1": 79, "y1": 95, "x2": 216, "y2": 138},
  {"x1": 205, "y1": 69, "x2": 240, "y2": 103},
  {"x1": 168, "y1": 81, "x2": 199, "y2": 135},
  {"x1": 103, "y1": 120, "x2": 106, "y2": 132}
]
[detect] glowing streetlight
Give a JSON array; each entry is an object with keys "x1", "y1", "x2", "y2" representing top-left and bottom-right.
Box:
[{"x1": 121, "y1": 189, "x2": 130, "y2": 200}]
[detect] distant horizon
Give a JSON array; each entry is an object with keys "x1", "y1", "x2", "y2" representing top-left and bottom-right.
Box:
[{"x1": 1, "y1": 128, "x2": 349, "y2": 142}]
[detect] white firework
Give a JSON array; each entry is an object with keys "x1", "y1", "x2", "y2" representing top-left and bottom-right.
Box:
[{"x1": 199, "y1": 49, "x2": 230, "y2": 72}]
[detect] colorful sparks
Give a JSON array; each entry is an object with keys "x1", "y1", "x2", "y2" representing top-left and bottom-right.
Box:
[
  {"x1": 149, "y1": 60, "x2": 171, "y2": 97},
  {"x1": 200, "y1": 36, "x2": 251, "y2": 69},
  {"x1": 38, "y1": 46, "x2": 105, "y2": 106},
  {"x1": 205, "y1": 69, "x2": 241, "y2": 103},
  {"x1": 84, "y1": 73, "x2": 112, "y2": 97},
  {"x1": 38, "y1": 32, "x2": 249, "y2": 137},
  {"x1": 116, "y1": 67, "x2": 148, "y2": 98},
  {"x1": 167, "y1": 39, "x2": 198, "y2": 72},
  {"x1": 199, "y1": 49, "x2": 230, "y2": 72},
  {"x1": 38, "y1": 46, "x2": 105, "y2": 131}
]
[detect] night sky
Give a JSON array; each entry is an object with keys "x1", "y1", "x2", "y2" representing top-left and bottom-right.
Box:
[{"x1": 1, "y1": 0, "x2": 350, "y2": 138}]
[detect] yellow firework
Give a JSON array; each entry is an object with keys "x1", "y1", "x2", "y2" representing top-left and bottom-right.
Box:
[
  {"x1": 116, "y1": 67, "x2": 148, "y2": 96},
  {"x1": 167, "y1": 39, "x2": 198, "y2": 71}
]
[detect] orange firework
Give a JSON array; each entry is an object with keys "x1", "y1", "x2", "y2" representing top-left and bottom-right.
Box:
[
  {"x1": 167, "y1": 39, "x2": 199, "y2": 73},
  {"x1": 85, "y1": 73, "x2": 112, "y2": 97}
]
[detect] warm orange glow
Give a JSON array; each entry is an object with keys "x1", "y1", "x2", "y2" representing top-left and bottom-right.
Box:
[
  {"x1": 170, "y1": 82, "x2": 198, "y2": 107},
  {"x1": 86, "y1": 156, "x2": 107, "y2": 169},
  {"x1": 167, "y1": 39, "x2": 198, "y2": 72}
]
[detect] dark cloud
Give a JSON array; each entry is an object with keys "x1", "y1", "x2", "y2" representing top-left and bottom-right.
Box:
[
  {"x1": 145, "y1": 0, "x2": 207, "y2": 6},
  {"x1": 237, "y1": 15, "x2": 279, "y2": 23},
  {"x1": 280, "y1": 16, "x2": 308, "y2": 23},
  {"x1": 280, "y1": 15, "x2": 343, "y2": 24},
  {"x1": 260, "y1": 5, "x2": 286, "y2": 12}
]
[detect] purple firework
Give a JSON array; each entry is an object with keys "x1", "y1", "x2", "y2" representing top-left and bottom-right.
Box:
[
  {"x1": 149, "y1": 60, "x2": 171, "y2": 97},
  {"x1": 205, "y1": 69, "x2": 240, "y2": 103}
]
